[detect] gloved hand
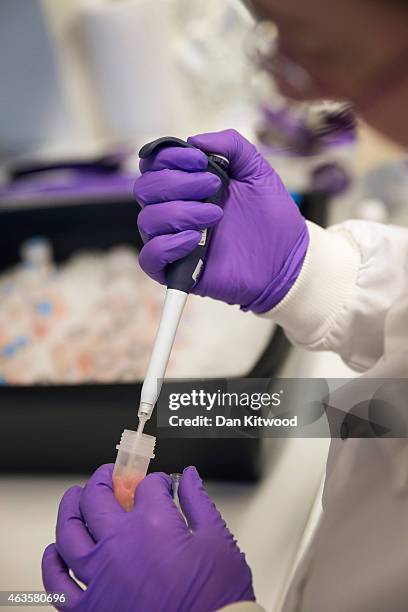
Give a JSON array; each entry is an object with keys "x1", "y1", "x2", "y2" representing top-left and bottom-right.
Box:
[
  {"x1": 42, "y1": 465, "x2": 255, "y2": 612},
  {"x1": 135, "y1": 129, "x2": 309, "y2": 313}
]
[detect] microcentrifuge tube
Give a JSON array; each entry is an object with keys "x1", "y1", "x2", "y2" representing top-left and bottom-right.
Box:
[
  {"x1": 170, "y1": 473, "x2": 181, "y2": 500},
  {"x1": 113, "y1": 429, "x2": 156, "y2": 511}
]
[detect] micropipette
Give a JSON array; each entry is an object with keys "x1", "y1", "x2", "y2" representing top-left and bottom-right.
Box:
[{"x1": 135, "y1": 137, "x2": 230, "y2": 435}]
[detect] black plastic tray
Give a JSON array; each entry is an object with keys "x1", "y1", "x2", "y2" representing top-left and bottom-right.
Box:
[{"x1": 0, "y1": 192, "x2": 327, "y2": 479}]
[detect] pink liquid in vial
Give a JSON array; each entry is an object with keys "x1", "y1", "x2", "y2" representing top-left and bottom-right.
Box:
[{"x1": 113, "y1": 474, "x2": 144, "y2": 511}]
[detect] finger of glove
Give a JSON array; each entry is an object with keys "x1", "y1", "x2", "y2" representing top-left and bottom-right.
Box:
[
  {"x1": 79, "y1": 464, "x2": 126, "y2": 542},
  {"x1": 139, "y1": 147, "x2": 208, "y2": 173},
  {"x1": 134, "y1": 169, "x2": 221, "y2": 206},
  {"x1": 42, "y1": 544, "x2": 83, "y2": 611},
  {"x1": 188, "y1": 130, "x2": 259, "y2": 181},
  {"x1": 135, "y1": 472, "x2": 190, "y2": 535},
  {"x1": 138, "y1": 201, "x2": 223, "y2": 240},
  {"x1": 138, "y1": 231, "x2": 201, "y2": 284},
  {"x1": 178, "y1": 466, "x2": 230, "y2": 535},
  {"x1": 56, "y1": 486, "x2": 96, "y2": 585}
]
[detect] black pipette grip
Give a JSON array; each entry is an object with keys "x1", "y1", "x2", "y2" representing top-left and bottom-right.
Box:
[{"x1": 138, "y1": 137, "x2": 230, "y2": 293}]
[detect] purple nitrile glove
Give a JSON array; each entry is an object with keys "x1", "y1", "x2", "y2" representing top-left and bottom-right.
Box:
[
  {"x1": 42, "y1": 464, "x2": 255, "y2": 612},
  {"x1": 134, "y1": 129, "x2": 309, "y2": 313}
]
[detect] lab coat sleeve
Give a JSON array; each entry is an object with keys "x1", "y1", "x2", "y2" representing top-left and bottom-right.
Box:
[
  {"x1": 218, "y1": 602, "x2": 266, "y2": 612},
  {"x1": 262, "y1": 219, "x2": 408, "y2": 371}
]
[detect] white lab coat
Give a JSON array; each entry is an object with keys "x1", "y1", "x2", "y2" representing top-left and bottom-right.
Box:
[{"x1": 220, "y1": 219, "x2": 408, "y2": 612}]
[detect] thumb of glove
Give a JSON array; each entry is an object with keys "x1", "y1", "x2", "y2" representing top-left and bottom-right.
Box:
[{"x1": 178, "y1": 466, "x2": 231, "y2": 538}]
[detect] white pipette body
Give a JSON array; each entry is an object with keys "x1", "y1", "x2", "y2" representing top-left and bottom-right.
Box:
[{"x1": 137, "y1": 288, "x2": 188, "y2": 432}]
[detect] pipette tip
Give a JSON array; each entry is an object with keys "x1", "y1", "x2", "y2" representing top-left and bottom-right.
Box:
[{"x1": 137, "y1": 414, "x2": 148, "y2": 437}]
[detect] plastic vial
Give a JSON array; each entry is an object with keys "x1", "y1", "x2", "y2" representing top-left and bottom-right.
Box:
[
  {"x1": 170, "y1": 473, "x2": 181, "y2": 500},
  {"x1": 113, "y1": 429, "x2": 156, "y2": 511},
  {"x1": 170, "y1": 473, "x2": 182, "y2": 511},
  {"x1": 20, "y1": 237, "x2": 55, "y2": 282}
]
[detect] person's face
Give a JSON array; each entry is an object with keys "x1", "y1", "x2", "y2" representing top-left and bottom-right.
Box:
[{"x1": 247, "y1": 0, "x2": 408, "y2": 145}]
